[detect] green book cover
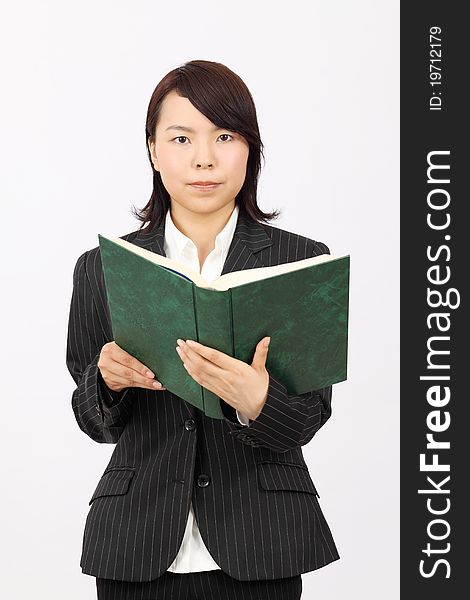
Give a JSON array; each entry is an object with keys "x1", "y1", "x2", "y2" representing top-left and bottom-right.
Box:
[{"x1": 98, "y1": 234, "x2": 350, "y2": 420}]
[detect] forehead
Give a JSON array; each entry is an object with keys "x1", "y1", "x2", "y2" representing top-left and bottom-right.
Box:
[{"x1": 158, "y1": 91, "x2": 217, "y2": 131}]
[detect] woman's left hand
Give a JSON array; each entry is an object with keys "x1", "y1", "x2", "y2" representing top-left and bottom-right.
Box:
[{"x1": 175, "y1": 336, "x2": 271, "y2": 421}]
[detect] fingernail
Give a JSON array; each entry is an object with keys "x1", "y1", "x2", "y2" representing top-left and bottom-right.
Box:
[
  {"x1": 265, "y1": 337, "x2": 270, "y2": 347},
  {"x1": 146, "y1": 370, "x2": 154, "y2": 378},
  {"x1": 153, "y1": 381, "x2": 162, "y2": 388}
]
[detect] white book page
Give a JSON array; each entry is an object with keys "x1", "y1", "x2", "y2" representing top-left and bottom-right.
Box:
[{"x1": 100, "y1": 234, "x2": 345, "y2": 291}]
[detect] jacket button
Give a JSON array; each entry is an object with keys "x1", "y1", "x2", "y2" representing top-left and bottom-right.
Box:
[
  {"x1": 197, "y1": 474, "x2": 210, "y2": 488},
  {"x1": 184, "y1": 419, "x2": 196, "y2": 431}
]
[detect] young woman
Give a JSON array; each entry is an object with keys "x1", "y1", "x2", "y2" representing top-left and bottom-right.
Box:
[{"x1": 67, "y1": 60, "x2": 339, "y2": 600}]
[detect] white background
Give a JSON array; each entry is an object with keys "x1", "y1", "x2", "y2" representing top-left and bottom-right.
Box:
[{"x1": 0, "y1": 1, "x2": 399, "y2": 598}]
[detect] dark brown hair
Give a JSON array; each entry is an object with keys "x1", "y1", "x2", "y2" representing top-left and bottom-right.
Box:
[{"x1": 131, "y1": 59, "x2": 281, "y2": 232}]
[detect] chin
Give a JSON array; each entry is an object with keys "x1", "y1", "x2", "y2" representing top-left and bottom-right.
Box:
[{"x1": 177, "y1": 196, "x2": 228, "y2": 210}]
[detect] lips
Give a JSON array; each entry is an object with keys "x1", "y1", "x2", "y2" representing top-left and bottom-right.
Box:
[
  {"x1": 189, "y1": 182, "x2": 221, "y2": 191},
  {"x1": 189, "y1": 181, "x2": 220, "y2": 186}
]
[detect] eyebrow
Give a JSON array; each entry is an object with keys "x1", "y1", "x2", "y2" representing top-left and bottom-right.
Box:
[{"x1": 164, "y1": 124, "x2": 225, "y2": 133}]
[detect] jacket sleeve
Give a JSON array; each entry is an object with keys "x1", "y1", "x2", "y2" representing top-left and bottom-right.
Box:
[
  {"x1": 221, "y1": 239, "x2": 334, "y2": 452},
  {"x1": 66, "y1": 250, "x2": 134, "y2": 444},
  {"x1": 223, "y1": 378, "x2": 333, "y2": 452}
]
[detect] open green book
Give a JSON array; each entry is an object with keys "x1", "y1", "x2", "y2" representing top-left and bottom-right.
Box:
[{"x1": 98, "y1": 234, "x2": 350, "y2": 419}]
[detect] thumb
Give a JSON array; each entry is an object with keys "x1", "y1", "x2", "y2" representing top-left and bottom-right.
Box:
[{"x1": 251, "y1": 337, "x2": 270, "y2": 370}]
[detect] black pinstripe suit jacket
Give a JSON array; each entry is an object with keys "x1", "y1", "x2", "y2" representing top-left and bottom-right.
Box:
[{"x1": 66, "y1": 208, "x2": 340, "y2": 582}]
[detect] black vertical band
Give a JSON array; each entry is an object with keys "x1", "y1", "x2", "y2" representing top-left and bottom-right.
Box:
[{"x1": 401, "y1": 2, "x2": 466, "y2": 596}]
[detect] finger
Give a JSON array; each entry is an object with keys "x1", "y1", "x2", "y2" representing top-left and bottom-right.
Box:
[
  {"x1": 103, "y1": 365, "x2": 167, "y2": 391},
  {"x1": 110, "y1": 342, "x2": 156, "y2": 379},
  {"x1": 177, "y1": 343, "x2": 226, "y2": 382},
  {"x1": 181, "y1": 339, "x2": 235, "y2": 370},
  {"x1": 107, "y1": 342, "x2": 166, "y2": 390},
  {"x1": 181, "y1": 361, "x2": 225, "y2": 398}
]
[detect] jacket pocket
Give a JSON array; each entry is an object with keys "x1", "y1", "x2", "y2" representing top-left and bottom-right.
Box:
[
  {"x1": 89, "y1": 467, "x2": 136, "y2": 505},
  {"x1": 257, "y1": 461, "x2": 320, "y2": 497}
]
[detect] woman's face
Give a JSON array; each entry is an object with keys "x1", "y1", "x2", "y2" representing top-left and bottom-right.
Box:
[{"x1": 148, "y1": 90, "x2": 249, "y2": 217}]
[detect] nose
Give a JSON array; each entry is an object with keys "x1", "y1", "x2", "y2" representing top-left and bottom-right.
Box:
[
  {"x1": 196, "y1": 160, "x2": 213, "y2": 169},
  {"x1": 192, "y1": 141, "x2": 215, "y2": 169}
]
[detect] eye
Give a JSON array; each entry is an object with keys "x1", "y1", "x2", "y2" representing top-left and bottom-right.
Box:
[{"x1": 171, "y1": 133, "x2": 235, "y2": 144}]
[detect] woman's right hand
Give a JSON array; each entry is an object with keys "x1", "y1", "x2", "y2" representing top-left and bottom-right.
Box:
[{"x1": 98, "y1": 341, "x2": 166, "y2": 392}]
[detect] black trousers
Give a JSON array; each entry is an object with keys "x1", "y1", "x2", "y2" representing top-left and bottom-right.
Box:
[{"x1": 96, "y1": 569, "x2": 302, "y2": 599}]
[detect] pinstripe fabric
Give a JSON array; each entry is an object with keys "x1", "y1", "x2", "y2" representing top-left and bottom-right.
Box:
[
  {"x1": 96, "y1": 569, "x2": 302, "y2": 599},
  {"x1": 66, "y1": 206, "x2": 340, "y2": 583}
]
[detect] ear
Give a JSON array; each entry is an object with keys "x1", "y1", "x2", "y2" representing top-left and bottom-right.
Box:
[{"x1": 148, "y1": 138, "x2": 160, "y2": 172}]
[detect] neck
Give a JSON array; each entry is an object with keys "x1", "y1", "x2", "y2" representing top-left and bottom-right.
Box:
[{"x1": 169, "y1": 201, "x2": 236, "y2": 253}]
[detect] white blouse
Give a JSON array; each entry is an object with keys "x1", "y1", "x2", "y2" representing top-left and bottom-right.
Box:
[{"x1": 163, "y1": 202, "x2": 250, "y2": 573}]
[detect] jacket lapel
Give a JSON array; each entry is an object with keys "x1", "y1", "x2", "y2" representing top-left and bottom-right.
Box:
[{"x1": 133, "y1": 207, "x2": 274, "y2": 276}]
